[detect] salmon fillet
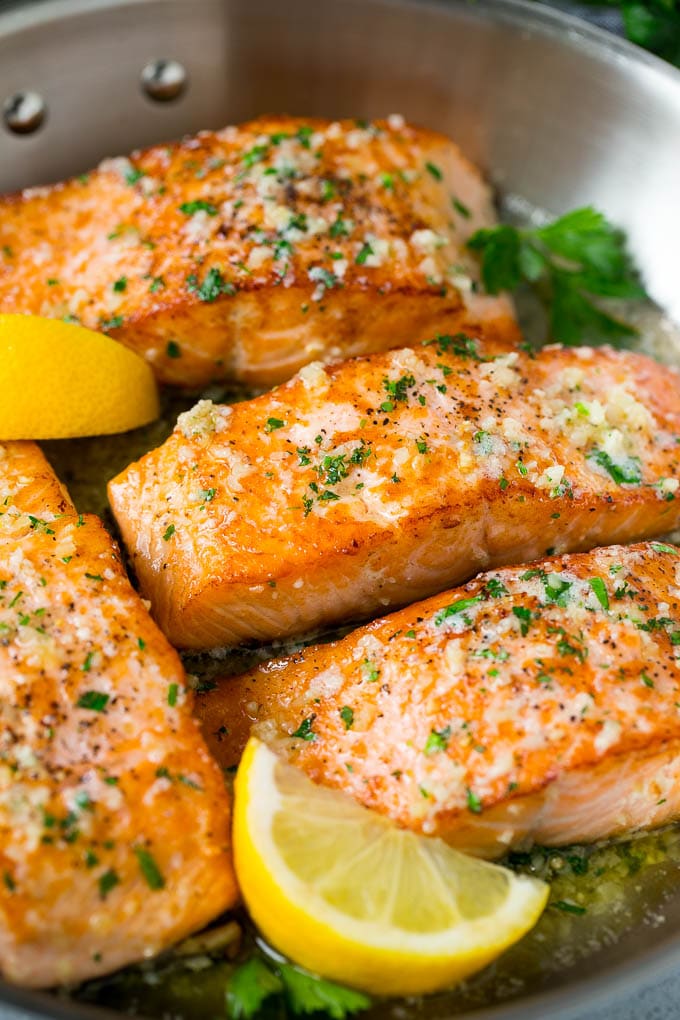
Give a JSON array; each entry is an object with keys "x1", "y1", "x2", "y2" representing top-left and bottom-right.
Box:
[
  {"x1": 0, "y1": 116, "x2": 518, "y2": 388},
  {"x1": 109, "y1": 340, "x2": 680, "y2": 649},
  {"x1": 0, "y1": 441, "x2": 237, "y2": 988},
  {"x1": 198, "y1": 541, "x2": 680, "y2": 857}
]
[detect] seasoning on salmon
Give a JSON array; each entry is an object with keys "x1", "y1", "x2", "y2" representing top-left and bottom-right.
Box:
[
  {"x1": 0, "y1": 441, "x2": 237, "y2": 988},
  {"x1": 0, "y1": 116, "x2": 518, "y2": 388},
  {"x1": 198, "y1": 541, "x2": 680, "y2": 858},
  {"x1": 109, "y1": 340, "x2": 680, "y2": 649}
]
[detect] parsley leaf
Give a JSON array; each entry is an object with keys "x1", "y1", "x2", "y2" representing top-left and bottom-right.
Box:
[
  {"x1": 227, "y1": 958, "x2": 283, "y2": 1020},
  {"x1": 179, "y1": 199, "x2": 218, "y2": 216},
  {"x1": 134, "y1": 847, "x2": 165, "y2": 890},
  {"x1": 621, "y1": 0, "x2": 680, "y2": 66},
  {"x1": 279, "y1": 963, "x2": 371, "y2": 1019},
  {"x1": 467, "y1": 206, "x2": 646, "y2": 346},
  {"x1": 434, "y1": 596, "x2": 483, "y2": 626},
  {"x1": 187, "y1": 267, "x2": 236, "y2": 303},
  {"x1": 587, "y1": 448, "x2": 643, "y2": 485},
  {"x1": 226, "y1": 958, "x2": 371, "y2": 1020}
]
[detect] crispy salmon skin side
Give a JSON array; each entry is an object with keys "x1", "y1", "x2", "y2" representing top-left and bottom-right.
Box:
[
  {"x1": 0, "y1": 441, "x2": 237, "y2": 989},
  {"x1": 198, "y1": 541, "x2": 680, "y2": 858},
  {"x1": 109, "y1": 340, "x2": 680, "y2": 649},
  {"x1": 0, "y1": 116, "x2": 518, "y2": 387}
]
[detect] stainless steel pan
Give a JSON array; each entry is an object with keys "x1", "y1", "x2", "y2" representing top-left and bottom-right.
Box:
[{"x1": 1, "y1": 1, "x2": 680, "y2": 1017}]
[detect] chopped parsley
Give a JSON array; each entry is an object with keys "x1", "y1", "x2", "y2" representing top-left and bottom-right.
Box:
[
  {"x1": 77, "y1": 690, "x2": 108, "y2": 712},
  {"x1": 112, "y1": 276, "x2": 127, "y2": 293},
  {"x1": 162, "y1": 524, "x2": 175, "y2": 541},
  {"x1": 167, "y1": 683, "x2": 179, "y2": 707},
  {"x1": 587, "y1": 449, "x2": 642, "y2": 485},
  {"x1": 309, "y1": 266, "x2": 341, "y2": 294},
  {"x1": 355, "y1": 242, "x2": 374, "y2": 265},
  {"x1": 330, "y1": 215, "x2": 350, "y2": 238},
  {"x1": 651, "y1": 542, "x2": 679, "y2": 555},
  {"x1": 339, "y1": 706, "x2": 354, "y2": 730},
  {"x1": 512, "y1": 606, "x2": 533, "y2": 636},
  {"x1": 552, "y1": 900, "x2": 586, "y2": 915},
  {"x1": 166, "y1": 340, "x2": 182, "y2": 358},
  {"x1": 473, "y1": 430, "x2": 493, "y2": 456},
  {"x1": 124, "y1": 167, "x2": 146, "y2": 186},
  {"x1": 362, "y1": 659, "x2": 380, "y2": 682},
  {"x1": 187, "y1": 267, "x2": 236, "y2": 302},
  {"x1": 483, "y1": 578, "x2": 509, "y2": 599},
  {"x1": 179, "y1": 199, "x2": 218, "y2": 216},
  {"x1": 100, "y1": 315, "x2": 123, "y2": 331},
  {"x1": 466, "y1": 787, "x2": 483, "y2": 814},
  {"x1": 98, "y1": 869, "x2": 120, "y2": 900},
  {"x1": 292, "y1": 715, "x2": 316, "y2": 741},
  {"x1": 541, "y1": 574, "x2": 573, "y2": 607},
  {"x1": 134, "y1": 847, "x2": 165, "y2": 890},
  {"x1": 265, "y1": 417, "x2": 285, "y2": 433},
  {"x1": 423, "y1": 332, "x2": 484, "y2": 361},
  {"x1": 451, "y1": 196, "x2": 471, "y2": 218},
  {"x1": 435, "y1": 596, "x2": 482, "y2": 626},
  {"x1": 425, "y1": 726, "x2": 451, "y2": 754},
  {"x1": 242, "y1": 143, "x2": 269, "y2": 168},
  {"x1": 425, "y1": 161, "x2": 443, "y2": 181},
  {"x1": 588, "y1": 576, "x2": 609, "y2": 610}
]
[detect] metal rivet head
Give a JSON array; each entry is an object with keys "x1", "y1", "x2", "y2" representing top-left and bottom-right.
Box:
[
  {"x1": 141, "y1": 59, "x2": 188, "y2": 102},
  {"x1": 3, "y1": 91, "x2": 46, "y2": 134}
]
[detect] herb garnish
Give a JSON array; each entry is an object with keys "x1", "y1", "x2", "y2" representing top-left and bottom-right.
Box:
[
  {"x1": 467, "y1": 206, "x2": 645, "y2": 345},
  {"x1": 179, "y1": 200, "x2": 218, "y2": 216},
  {"x1": 227, "y1": 957, "x2": 370, "y2": 1020},
  {"x1": 187, "y1": 267, "x2": 236, "y2": 302},
  {"x1": 587, "y1": 449, "x2": 643, "y2": 485},
  {"x1": 77, "y1": 690, "x2": 109, "y2": 712}
]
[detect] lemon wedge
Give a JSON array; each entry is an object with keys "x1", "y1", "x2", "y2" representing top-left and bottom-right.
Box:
[
  {"x1": 233, "y1": 738, "x2": 549, "y2": 997},
  {"x1": 0, "y1": 314, "x2": 159, "y2": 439}
]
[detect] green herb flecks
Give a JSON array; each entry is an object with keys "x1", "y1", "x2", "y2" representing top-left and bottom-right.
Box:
[
  {"x1": 339, "y1": 706, "x2": 354, "y2": 730},
  {"x1": 292, "y1": 715, "x2": 317, "y2": 742},
  {"x1": 435, "y1": 596, "x2": 483, "y2": 627},
  {"x1": 179, "y1": 200, "x2": 218, "y2": 216},
  {"x1": 588, "y1": 576, "x2": 610, "y2": 610},
  {"x1": 425, "y1": 726, "x2": 451, "y2": 754},
  {"x1": 77, "y1": 690, "x2": 109, "y2": 712},
  {"x1": 187, "y1": 267, "x2": 236, "y2": 303},
  {"x1": 587, "y1": 449, "x2": 643, "y2": 486},
  {"x1": 134, "y1": 847, "x2": 165, "y2": 890}
]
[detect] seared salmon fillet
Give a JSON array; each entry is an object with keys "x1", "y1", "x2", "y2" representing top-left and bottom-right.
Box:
[
  {"x1": 0, "y1": 116, "x2": 518, "y2": 388},
  {"x1": 0, "y1": 442, "x2": 237, "y2": 988},
  {"x1": 198, "y1": 541, "x2": 680, "y2": 857},
  {"x1": 109, "y1": 340, "x2": 680, "y2": 649}
]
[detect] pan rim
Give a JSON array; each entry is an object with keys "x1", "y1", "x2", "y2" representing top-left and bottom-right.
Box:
[{"x1": 0, "y1": 0, "x2": 679, "y2": 1017}]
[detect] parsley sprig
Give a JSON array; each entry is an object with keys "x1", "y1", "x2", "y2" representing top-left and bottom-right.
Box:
[
  {"x1": 227, "y1": 956, "x2": 371, "y2": 1020},
  {"x1": 621, "y1": 0, "x2": 680, "y2": 65},
  {"x1": 467, "y1": 206, "x2": 646, "y2": 346},
  {"x1": 575, "y1": 0, "x2": 680, "y2": 66}
]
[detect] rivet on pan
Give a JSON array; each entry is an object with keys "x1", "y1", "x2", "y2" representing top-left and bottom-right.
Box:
[
  {"x1": 141, "y1": 59, "x2": 188, "y2": 102},
  {"x1": 2, "y1": 91, "x2": 47, "y2": 134}
]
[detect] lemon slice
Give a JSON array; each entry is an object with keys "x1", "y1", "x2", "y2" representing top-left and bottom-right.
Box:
[
  {"x1": 234, "y1": 738, "x2": 549, "y2": 997},
  {"x1": 0, "y1": 314, "x2": 159, "y2": 439}
]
